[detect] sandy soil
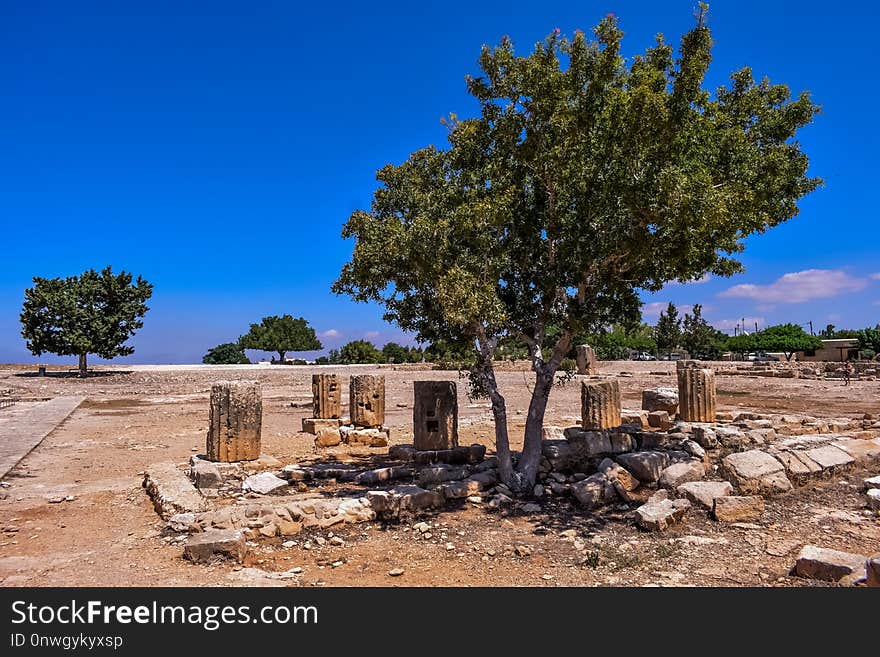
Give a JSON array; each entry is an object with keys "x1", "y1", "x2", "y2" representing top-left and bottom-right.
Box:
[{"x1": 0, "y1": 361, "x2": 878, "y2": 587}]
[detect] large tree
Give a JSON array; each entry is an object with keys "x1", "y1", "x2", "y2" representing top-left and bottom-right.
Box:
[
  {"x1": 338, "y1": 339, "x2": 383, "y2": 364},
  {"x1": 753, "y1": 323, "x2": 823, "y2": 361},
  {"x1": 239, "y1": 315, "x2": 321, "y2": 363},
  {"x1": 654, "y1": 303, "x2": 682, "y2": 356},
  {"x1": 680, "y1": 304, "x2": 720, "y2": 359},
  {"x1": 333, "y1": 12, "x2": 820, "y2": 491},
  {"x1": 20, "y1": 266, "x2": 153, "y2": 376}
]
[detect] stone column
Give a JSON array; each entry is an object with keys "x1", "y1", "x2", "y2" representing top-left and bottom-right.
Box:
[
  {"x1": 206, "y1": 380, "x2": 262, "y2": 462},
  {"x1": 576, "y1": 344, "x2": 599, "y2": 375},
  {"x1": 413, "y1": 381, "x2": 458, "y2": 450},
  {"x1": 581, "y1": 380, "x2": 621, "y2": 430},
  {"x1": 312, "y1": 374, "x2": 341, "y2": 419},
  {"x1": 350, "y1": 375, "x2": 385, "y2": 428},
  {"x1": 676, "y1": 365, "x2": 716, "y2": 422}
]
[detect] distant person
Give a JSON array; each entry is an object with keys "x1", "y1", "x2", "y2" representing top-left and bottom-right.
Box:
[{"x1": 843, "y1": 360, "x2": 854, "y2": 386}]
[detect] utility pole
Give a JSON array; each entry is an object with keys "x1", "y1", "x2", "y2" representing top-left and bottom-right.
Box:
[
  {"x1": 755, "y1": 321, "x2": 758, "y2": 334},
  {"x1": 808, "y1": 320, "x2": 813, "y2": 336}
]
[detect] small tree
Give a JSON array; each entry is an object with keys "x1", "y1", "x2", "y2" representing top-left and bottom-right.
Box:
[
  {"x1": 20, "y1": 266, "x2": 153, "y2": 376},
  {"x1": 333, "y1": 14, "x2": 820, "y2": 491},
  {"x1": 239, "y1": 315, "x2": 321, "y2": 363},
  {"x1": 753, "y1": 323, "x2": 822, "y2": 361},
  {"x1": 819, "y1": 324, "x2": 836, "y2": 339},
  {"x1": 203, "y1": 342, "x2": 250, "y2": 364},
  {"x1": 338, "y1": 340, "x2": 383, "y2": 364},
  {"x1": 680, "y1": 304, "x2": 719, "y2": 359},
  {"x1": 857, "y1": 326, "x2": 880, "y2": 356},
  {"x1": 654, "y1": 303, "x2": 682, "y2": 356}
]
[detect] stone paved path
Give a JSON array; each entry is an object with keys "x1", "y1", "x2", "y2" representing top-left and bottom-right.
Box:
[{"x1": 0, "y1": 397, "x2": 85, "y2": 479}]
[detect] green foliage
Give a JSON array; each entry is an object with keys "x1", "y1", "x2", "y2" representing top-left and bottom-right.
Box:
[
  {"x1": 381, "y1": 342, "x2": 423, "y2": 363},
  {"x1": 726, "y1": 332, "x2": 754, "y2": 354},
  {"x1": 338, "y1": 340, "x2": 383, "y2": 364},
  {"x1": 239, "y1": 315, "x2": 321, "y2": 362},
  {"x1": 583, "y1": 323, "x2": 656, "y2": 360},
  {"x1": 202, "y1": 342, "x2": 250, "y2": 364},
  {"x1": 332, "y1": 13, "x2": 820, "y2": 488},
  {"x1": 753, "y1": 323, "x2": 823, "y2": 360},
  {"x1": 857, "y1": 326, "x2": 880, "y2": 355},
  {"x1": 680, "y1": 304, "x2": 724, "y2": 359},
  {"x1": 654, "y1": 303, "x2": 682, "y2": 355},
  {"x1": 20, "y1": 266, "x2": 153, "y2": 375}
]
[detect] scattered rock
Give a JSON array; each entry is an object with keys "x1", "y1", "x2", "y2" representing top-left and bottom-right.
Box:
[
  {"x1": 521, "y1": 502, "x2": 541, "y2": 514},
  {"x1": 242, "y1": 472, "x2": 288, "y2": 495},
  {"x1": 658, "y1": 459, "x2": 705, "y2": 489},
  {"x1": 712, "y1": 495, "x2": 765, "y2": 522},
  {"x1": 722, "y1": 450, "x2": 792, "y2": 495},
  {"x1": 616, "y1": 451, "x2": 670, "y2": 484},
  {"x1": 676, "y1": 481, "x2": 734, "y2": 509},
  {"x1": 388, "y1": 568, "x2": 405, "y2": 577},
  {"x1": 642, "y1": 388, "x2": 678, "y2": 414},
  {"x1": 866, "y1": 489, "x2": 880, "y2": 512},
  {"x1": 143, "y1": 463, "x2": 209, "y2": 520},
  {"x1": 167, "y1": 513, "x2": 198, "y2": 532},
  {"x1": 635, "y1": 496, "x2": 690, "y2": 532},
  {"x1": 793, "y1": 545, "x2": 867, "y2": 582},
  {"x1": 867, "y1": 556, "x2": 880, "y2": 587},
  {"x1": 183, "y1": 529, "x2": 247, "y2": 564}
]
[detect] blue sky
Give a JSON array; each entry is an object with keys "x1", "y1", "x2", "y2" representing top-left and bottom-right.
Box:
[{"x1": 1, "y1": 1, "x2": 878, "y2": 364}]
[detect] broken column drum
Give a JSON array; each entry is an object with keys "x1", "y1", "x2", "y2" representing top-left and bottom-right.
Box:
[
  {"x1": 676, "y1": 364, "x2": 716, "y2": 423},
  {"x1": 350, "y1": 375, "x2": 385, "y2": 427},
  {"x1": 581, "y1": 380, "x2": 621, "y2": 430},
  {"x1": 312, "y1": 374, "x2": 341, "y2": 419},
  {"x1": 575, "y1": 344, "x2": 599, "y2": 375},
  {"x1": 413, "y1": 381, "x2": 459, "y2": 450},
  {"x1": 206, "y1": 380, "x2": 262, "y2": 462}
]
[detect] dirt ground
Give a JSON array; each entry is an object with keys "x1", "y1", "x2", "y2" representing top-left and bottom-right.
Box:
[{"x1": 1, "y1": 361, "x2": 878, "y2": 587}]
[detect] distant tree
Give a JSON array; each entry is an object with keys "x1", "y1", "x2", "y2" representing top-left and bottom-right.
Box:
[
  {"x1": 20, "y1": 266, "x2": 153, "y2": 377},
  {"x1": 381, "y1": 342, "x2": 422, "y2": 363},
  {"x1": 582, "y1": 323, "x2": 656, "y2": 360},
  {"x1": 680, "y1": 304, "x2": 721, "y2": 359},
  {"x1": 202, "y1": 342, "x2": 250, "y2": 364},
  {"x1": 726, "y1": 332, "x2": 755, "y2": 357},
  {"x1": 753, "y1": 323, "x2": 823, "y2": 361},
  {"x1": 832, "y1": 328, "x2": 860, "y2": 339},
  {"x1": 338, "y1": 340, "x2": 383, "y2": 364},
  {"x1": 857, "y1": 325, "x2": 880, "y2": 356},
  {"x1": 314, "y1": 355, "x2": 330, "y2": 365},
  {"x1": 239, "y1": 315, "x2": 321, "y2": 363},
  {"x1": 332, "y1": 14, "x2": 820, "y2": 491},
  {"x1": 820, "y1": 324, "x2": 836, "y2": 339},
  {"x1": 654, "y1": 303, "x2": 682, "y2": 356}
]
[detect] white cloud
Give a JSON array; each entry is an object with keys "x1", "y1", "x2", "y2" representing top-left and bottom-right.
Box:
[
  {"x1": 666, "y1": 274, "x2": 712, "y2": 286},
  {"x1": 713, "y1": 316, "x2": 765, "y2": 331},
  {"x1": 719, "y1": 269, "x2": 868, "y2": 304},
  {"x1": 364, "y1": 331, "x2": 381, "y2": 340},
  {"x1": 870, "y1": 273, "x2": 880, "y2": 280},
  {"x1": 642, "y1": 302, "x2": 694, "y2": 317},
  {"x1": 319, "y1": 329, "x2": 342, "y2": 339},
  {"x1": 826, "y1": 313, "x2": 841, "y2": 321}
]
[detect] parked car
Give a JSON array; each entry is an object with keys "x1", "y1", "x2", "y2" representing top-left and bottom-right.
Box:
[
  {"x1": 632, "y1": 352, "x2": 657, "y2": 361},
  {"x1": 660, "y1": 353, "x2": 683, "y2": 361},
  {"x1": 748, "y1": 353, "x2": 779, "y2": 362}
]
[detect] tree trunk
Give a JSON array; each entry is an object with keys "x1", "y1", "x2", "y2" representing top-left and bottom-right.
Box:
[
  {"x1": 78, "y1": 353, "x2": 87, "y2": 378},
  {"x1": 278, "y1": 351, "x2": 286, "y2": 364},
  {"x1": 485, "y1": 369, "x2": 514, "y2": 487},
  {"x1": 515, "y1": 370, "x2": 554, "y2": 491}
]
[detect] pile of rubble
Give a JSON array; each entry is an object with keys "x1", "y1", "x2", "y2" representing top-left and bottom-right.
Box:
[{"x1": 141, "y1": 368, "x2": 880, "y2": 585}]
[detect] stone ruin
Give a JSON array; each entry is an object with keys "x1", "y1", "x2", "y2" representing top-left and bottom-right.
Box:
[
  {"x1": 676, "y1": 360, "x2": 716, "y2": 423},
  {"x1": 413, "y1": 380, "x2": 458, "y2": 450},
  {"x1": 302, "y1": 374, "x2": 389, "y2": 449},
  {"x1": 142, "y1": 368, "x2": 880, "y2": 585},
  {"x1": 575, "y1": 344, "x2": 599, "y2": 375},
  {"x1": 206, "y1": 380, "x2": 262, "y2": 462},
  {"x1": 581, "y1": 380, "x2": 621, "y2": 430}
]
